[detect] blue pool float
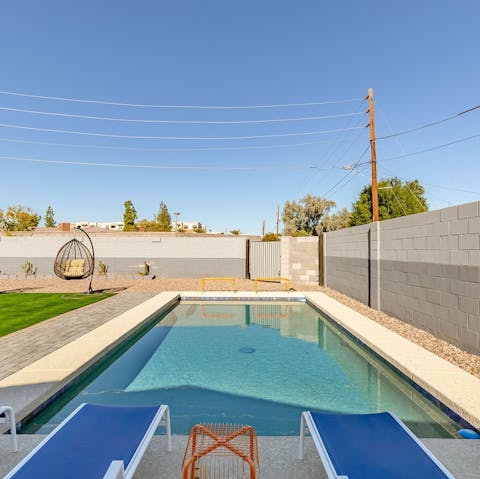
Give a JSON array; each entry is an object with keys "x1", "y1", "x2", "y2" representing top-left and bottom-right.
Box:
[{"x1": 458, "y1": 429, "x2": 480, "y2": 439}]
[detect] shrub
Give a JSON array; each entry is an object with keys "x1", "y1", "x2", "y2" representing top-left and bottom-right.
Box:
[
  {"x1": 262, "y1": 232, "x2": 280, "y2": 241},
  {"x1": 21, "y1": 260, "x2": 37, "y2": 278},
  {"x1": 98, "y1": 260, "x2": 109, "y2": 276},
  {"x1": 290, "y1": 230, "x2": 310, "y2": 237}
]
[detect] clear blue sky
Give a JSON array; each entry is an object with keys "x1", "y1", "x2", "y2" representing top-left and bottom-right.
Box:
[{"x1": 1, "y1": 1, "x2": 479, "y2": 234}]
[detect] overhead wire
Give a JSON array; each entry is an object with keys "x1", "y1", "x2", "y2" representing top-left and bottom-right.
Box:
[
  {"x1": 292, "y1": 99, "x2": 367, "y2": 196},
  {"x1": 0, "y1": 89, "x2": 364, "y2": 109},
  {"x1": 0, "y1": 136, "x2": 361, "y2": 153},
  {"x1": 306, "y1": 107, "x2": 368, "y2": 194},
  {"x1": 377, "y1": 103, "x2": 480, "y2": 140},
  {"x1": 0, "y1": 154, "x2": 344, "y2": 171},
  {"x1": 376, "y1": 107, "x2": 428, "y2": 211},
  {"x1": 0, "y1": 122, "x2": 365, "y2": 140},
  {"x1": 422, "y1": 183, "x2": 480, "y2": 197},
  {"x1": 378, "y1": 163, "x2": 446, "y2": 208},
  {"x1": 320, "y1": 145, "x2": 370, "y2": 198},
  {"x1": 326, "y1": 163, "x2": 371, "y2": 199},
  {"x1": 357, "y1": 132, "x2": 480, "y2": 166},
  {"x1": 0, "y1": 105, "x2": 363, "y2": 124}
]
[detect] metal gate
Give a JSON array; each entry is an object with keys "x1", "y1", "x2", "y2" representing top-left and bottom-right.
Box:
[{"x1": 249, "y1": 241, "x2": 281, "y2": 279}]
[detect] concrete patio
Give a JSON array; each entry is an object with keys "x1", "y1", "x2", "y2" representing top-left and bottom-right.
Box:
[{"x1": 1, "y1": 434, "x2": 479, "y2": 478}]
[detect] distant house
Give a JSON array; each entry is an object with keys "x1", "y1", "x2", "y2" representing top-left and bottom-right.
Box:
[
  {"x1": 72, "y1": 221, "x2": 124, "y2": 230},
  {"x1": 176, "y1": 221, "x2": 204, "y2": 232}
]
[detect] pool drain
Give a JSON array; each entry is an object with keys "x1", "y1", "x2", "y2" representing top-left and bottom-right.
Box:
[{"x1": 238, "y1": 346, "x2": 256, "y2": 354}]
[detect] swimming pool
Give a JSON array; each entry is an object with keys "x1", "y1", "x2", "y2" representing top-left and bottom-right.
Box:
[{"x1": 20, "y1": 301, "x2": 459, "y2": 437}]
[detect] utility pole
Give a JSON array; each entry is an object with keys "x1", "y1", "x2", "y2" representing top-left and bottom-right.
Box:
[
  {"x1": 275, "y1": 204, "x2": 280, "y2": 237},
  {"x1": 261, "y1": 220, "x2": 265, "y2": 237},
  {"x1": 367, "y1": 88, "x2": 379, "y2": 222}
]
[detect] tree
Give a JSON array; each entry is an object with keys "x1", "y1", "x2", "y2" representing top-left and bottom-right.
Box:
[
  {"x1": 350, "y1": 177, "x2": 428, "y2": 226},
  {"x1": 0, "y1": 205, "x2": 41, "y2": 231},
  {"x1": 229, "y1": 229, "x2": 241, "y2": 235},
  {"x1": 262, "y1": 232, "x2": 279, "y2": 241},
  {"x1": 123, "y1": 200, "x2": 138, "y2": 231},
  {"x1": 136, "y1": 219, "x2": 159, "y2": 232},
  {"x1": 156, "y1": 201, "x2": 172, "y2": 232},
  {"x1": 322, "y1": 208, "x2": 352, "y2": 232},
  {"x1": 282, "y1": 195, "x2": 335, "y2": 236},
  {"x1": 44, "y1": 205, "x2": 56, "y2": 228}
]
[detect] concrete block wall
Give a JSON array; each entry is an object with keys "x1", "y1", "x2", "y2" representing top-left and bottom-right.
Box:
[
  {"x1": 324, "y1": 201, "x2": 480, "y2": 354},
  {"x1": 324, "y1": 223, "x2": 372, "y2": 305},
  {"x1": 0, "y1": 234, "x2": 247, "y2": 279},
  {"x1": 379, "y1": 202, "x2": 480, "y2": 353},
  {"x1": 280, "y1": 236, "x2": 319, "y2": 284}
]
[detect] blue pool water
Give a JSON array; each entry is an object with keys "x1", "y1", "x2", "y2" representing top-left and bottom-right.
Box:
[{"x1": 20, "y1": 302, "x2": 459, "y2": 437}]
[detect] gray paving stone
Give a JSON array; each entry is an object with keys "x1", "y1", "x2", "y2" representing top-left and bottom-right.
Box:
[{"x1": 0, "y1": 292, "x2": 155, "y2": 380}]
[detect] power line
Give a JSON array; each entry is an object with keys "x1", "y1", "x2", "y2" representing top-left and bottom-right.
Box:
[
  {"x1": 376, "y1": 109, "x2": 428, "y2": 212},
  {"x1": 423, "y1": 182, "x2": 480, "y2": 197},
  {"x1": 0, "y1": 89, "x2": 364, "y2": 109},
  {"x1": 378, "y1": 165, "x2": 427, "y2": 212},
  {"x1": 307, "y1": 113, "x2": 367, "y2": 193},
  {"x1": 0, "y1": 122, "x2": 364, "y2": 141},
  {"x1": 379, "y1": 186, "x2": 408, "y2": 216},
  {"x1": 0, "y1": 136, "x2": 359, "y2": 152},
  {"x1": 0, "y1": 136, "x2": 365, "y2": 153},
  {"x1": 326, "y1": 163, "x2": 370, "y2": 198},
  {"x1": 0, "y1": 105, "x2": 363, "y2": 124},
  {"x1": 0, "y1": 154, "x2": 342, "y2": 171},
  {"x1": 321, "y1": 145, "x2": 370, "y2": 198},
  {"x1": 298, "y1": 101, "x2": 367, "y2": 195},
  {"x1": 377, "y1": 103, "x2": 480, "y2": 140},
  {"x1": 359, "y1": 132, "x2": 480, "y2": 165}
]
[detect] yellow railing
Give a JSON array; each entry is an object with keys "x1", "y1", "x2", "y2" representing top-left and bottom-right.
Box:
[
  {"x1": 201, "y1": 277, "x2": 237, "y2": 292},
  {"x1": 254, "y1": 277, "x2": 290, "y2": 292}
]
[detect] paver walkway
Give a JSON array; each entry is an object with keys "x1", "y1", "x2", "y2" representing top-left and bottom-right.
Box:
[{"x1": 0, "y1": 292, "x2": 155, "y2": 380}]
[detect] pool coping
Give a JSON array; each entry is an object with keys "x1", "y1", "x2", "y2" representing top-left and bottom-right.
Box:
[
  {"x1": 1, "y1": 290, "x2": 479, "y2": 435},
  {"x1": 0, "y1": 291, "x2": 180, "y2": 429},
  {"x1": 305, "y1": 292, "x2": 480, "y2": 431}
]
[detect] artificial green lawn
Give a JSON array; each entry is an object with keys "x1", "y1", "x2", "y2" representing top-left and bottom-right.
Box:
[{"x1": 0, "y1": 292, "x2": 114, "y2": 337}]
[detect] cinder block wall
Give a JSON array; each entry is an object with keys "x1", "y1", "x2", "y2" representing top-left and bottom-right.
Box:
[
  {"x1": 280, "y1": 236, "x2": 319, "y2": 284},
  {"x1": 325, "y1": 201, "x2": 480, "y2": 354},
  {"x1": 324, "y1": 223, "x2": 372, "y2": 306},
  {"x1": 0, "y1": 235, "x2": 248, "y2": 279}
]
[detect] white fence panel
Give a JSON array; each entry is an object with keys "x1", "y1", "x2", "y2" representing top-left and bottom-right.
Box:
[{"x1": 249, "y1": 241, "x2": 280, "y2": 279}]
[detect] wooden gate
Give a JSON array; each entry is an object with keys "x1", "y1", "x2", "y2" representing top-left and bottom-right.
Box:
[{"x1": 248, "y1": 241, "x2": 281, "y2": 279}]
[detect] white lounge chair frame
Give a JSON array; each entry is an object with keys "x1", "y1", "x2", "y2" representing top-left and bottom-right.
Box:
[
  {"x1": 5, "y1": 403, "x2": 171, "y2": 479},
  {"x1": 0, "y1": 406, "x2": 18, "y2": 452},
  {"x1": 299, "y1": 411, "x2": 454, "y2": 479}
]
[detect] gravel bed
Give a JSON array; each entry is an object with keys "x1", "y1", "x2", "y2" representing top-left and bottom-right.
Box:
[
  {"x1": 0, "y1": 277, "x2": 322, "y2": 293},
  {"x1": 1, "y1": 278, "x2": 478, "y2": 379},
  {"x1": 319, "y1": 286, "x2": 480, "y2": 380}
]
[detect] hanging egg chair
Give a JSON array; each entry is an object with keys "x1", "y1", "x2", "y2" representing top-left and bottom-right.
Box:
[{"x1": 54, "y1": 227, "x2": 95, "y2": 293}]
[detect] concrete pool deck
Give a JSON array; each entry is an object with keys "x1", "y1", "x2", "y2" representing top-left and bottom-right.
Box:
[
  {"x1": 1, "y1": 435, "x2": 479, "y2": 479},
  {"x1": 1, "y1": 290, "x2": 480, "y2": 477}
]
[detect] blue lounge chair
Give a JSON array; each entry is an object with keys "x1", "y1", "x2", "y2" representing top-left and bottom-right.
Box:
[
  {"x1": 5, "y1": 403, "x2": 171, "y2": 479},
  {"x1": 299, "y1": 411, "x2": 455, "y2": 479}
]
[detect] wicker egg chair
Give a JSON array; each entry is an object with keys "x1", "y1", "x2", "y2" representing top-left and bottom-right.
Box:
[{"x1": 54, "y1": 227, "x2": 95, "y2": 293}]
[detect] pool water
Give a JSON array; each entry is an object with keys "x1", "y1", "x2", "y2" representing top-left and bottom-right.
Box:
[{"x1": 21, "y1": 302, "x2": 459, "y2": 437}]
